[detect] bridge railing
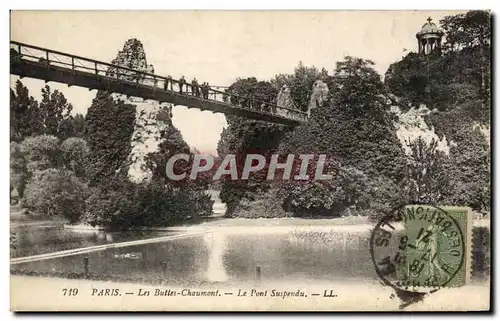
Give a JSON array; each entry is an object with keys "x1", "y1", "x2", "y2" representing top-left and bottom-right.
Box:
[{"x1": 10, "y1": 41, "x2": 308, "y2": 123}]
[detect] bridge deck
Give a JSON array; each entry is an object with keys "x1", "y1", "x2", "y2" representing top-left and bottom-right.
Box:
[{"x1": 10, "y1": 41, "x2": 307, "y2": 126}]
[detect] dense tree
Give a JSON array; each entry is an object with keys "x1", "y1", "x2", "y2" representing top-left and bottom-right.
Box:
[
  {"x1": 72, "y1": 113, "x2": 86, "y2": 137},
  {"x1": 440, "y1": 10, "x2": 491, "y2": 53},
  {"x1": 10, "y1": 142, "x2": 27, "y2": 199},
  {"x1": 10, "y1": 80, "x2": 43, "y2": 141},
  {"x1": 218, "y1": 77, "x2": 290, "y2": 214},
  {"x1": 10, "y1": 81, "x2": 82, "y2": 141},
  {"x1": 84, "y1": 91, "x2": 136, "y2": 184},
  {"x1": 444, "y1": 127, "x2": 490, "y2": 211},
  {"x1": 441, "y1": 10, "x2": 491, "y2": 104},
  {"x1": 23, "y1": 168, "x2": 87, "y2": 222},
  {"x1": 83, "y1": 178, "x2": 211, "y2": 230},
  {"x1": 279, "y1": 56, "x2": 408, "y2": 219},
  {"x1": 272, "y1": 62, "x2": 329, "y2": 111},
  {"x1": 281, "y1": 166, "x2": 369, "y2": 217},
  {"x1": 406, "y1": 137, "x2": 451, "y2": 204},
  {"x1": 330, "y1": 57, "x2": 386, "y2": 113},
  {"x1": 60, "y1": 137, "x2": 90, "y2": 178},
  {"x1": 385, "y1": 10, "x2": 491, "y2": 119},
  {"x1": 39, "y1": 85, "x2": 74, "y2": 137},
  {"x1": 58, "y1": 113, "x2": 86, "y2": 140},
  {"x1": 20, "y1": 135, "x2": 61, "y2": 174}
]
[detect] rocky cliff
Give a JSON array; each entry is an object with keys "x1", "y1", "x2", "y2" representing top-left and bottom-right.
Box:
[
  {"x1": 390, "y1": 102, "x2": 490, "y2": 157},
  {"x1": 391, "y1": 104, "x2": 450, "y2": 155},
  {"x1": 308, "y1": 80, "x2": 329, "y2": 116},
  {"x1": 86, "y1": 38, "x2": 176, "y2": 184}
]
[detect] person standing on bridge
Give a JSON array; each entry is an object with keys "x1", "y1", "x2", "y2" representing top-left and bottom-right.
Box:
[
  {"x1": 192, "y1": 78, "x2": 200, "y2": 97},
  {"x1": 164, "y1": 75, "x2": 173, "y2": 91},
  {"x1": 222, "y1": 89, "x2": 229, "y2": 103},
  {"x1": 201, "y1": 82, "x2": 209, "y2": 99},
  {"x1": 179, "y1": 76, "x2": 187, "y2": 94},
  {"x1": 206, "y1": 82, "x2": 211, "y2": 99}
]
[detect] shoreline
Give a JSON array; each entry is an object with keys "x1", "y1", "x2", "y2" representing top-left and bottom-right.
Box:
[{"x1": 14, "y1": 215, "x2": 490, "y2": 233}]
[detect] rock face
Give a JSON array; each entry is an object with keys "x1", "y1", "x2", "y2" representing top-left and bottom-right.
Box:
[
  {"x1": 276, "y1": 84, "x2": 297, "y2": 110},
  {"x1": 473, "y1": 123, "x2": 491, "y2": 147},
  {"x1": 308, "y1": 80, "x2": 329, "y2": 115},
  {"x1": 106, "y1": 38, "x2": 175, "y2": 183},
  {"x1": 107, "y1": 39, "x2": 154, "y2": 81},
  {"x1": 391, "y1": 104, "x2": 450, "y2": 155},
  {"x1": 125, "y1": 97, "x2": 173, "y2": 183}
]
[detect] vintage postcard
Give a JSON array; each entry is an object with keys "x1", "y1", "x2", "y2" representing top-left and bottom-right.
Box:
[{"x1": 9, "y1": 10, "x2": 491, "y2": 312}]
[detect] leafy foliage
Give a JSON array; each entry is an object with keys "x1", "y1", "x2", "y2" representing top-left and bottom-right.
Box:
[
  {"x1": 10, "y1": 142, "x2": 27, "y2": 199},
  {"x1": 20, "y1": 135, "x2": 61, "y2": 174},
  {"x1": 385, "y1": 10, "x2": 490, "y2": 121},
  {"x1": 281, "y1": 166, "x2": 368, "y2": 217},
  {"x1": 10, "y1": 81, "x2": 85, "y2": 141},
  {"x1": 406, "y1": 137, "x2": 451, "y2": 204},
  {"x1": 58, "y1": 113, "x2": 86, "y2": 140},
  {"x1": 39, "y1": 85, "x2": 74, "y2": 137},
  {"x1": 218, "y1": 78, "x2": 291, "y2": 215},
  {"x1": 83, "y1": 178, "x2": 212, "y2": 230},
  {"x1": 10, "y1": 80, "x2": 43, "y2": 141},
  {"x1": 84, "y1": 91, "x2": 136, "y2": 184},
  {"x1": 272, "y1": 62, "x2": 329, "y2": 111},
  {"x1": 444, "y1": 127, "x2": 490, "y2": 211},
  {"x1": 279, "y1": 56, "x2": 408, "y2": 219},
  {"x1": 23, "y1": 168, "x2": 87, "y2": 223},
  {"x1": 60, "y1": 137, "x2": 90, "y2": 178},
  {"x1": 440, "y1": 10, "x2": 491, "y2": 53}
]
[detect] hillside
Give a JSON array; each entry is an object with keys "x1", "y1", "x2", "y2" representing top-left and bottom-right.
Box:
[{"x1": 218, "y1": 10, "x2": 491, "y2": 219}]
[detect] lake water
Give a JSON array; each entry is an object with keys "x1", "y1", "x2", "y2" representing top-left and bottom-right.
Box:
[
  {"x1": 10, "y1": 190, "x2": 488, "y2": 285},
  {"x1": 12, "y1": 229, "x2": 377, "y2": 284},
  {"x1": 10, "y1": 224, "x2": 175, "y2": 258},
  {"x1": 10, "y1": 189, "x2": 226, "y2": 258}
]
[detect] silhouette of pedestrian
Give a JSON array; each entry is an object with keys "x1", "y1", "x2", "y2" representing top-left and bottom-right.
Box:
[
  {"x1": 201, "y1": 82, "x2": 209, "y2": 99},
  {"x1": 179, "y1": 76, "x2": 186, "y2": 94},
  {"x1": 205, "y1": 82, "x2": 211, "y2": 99},
  {"x1": 222, "y1": 90, "x2": 229, "y2": 103},
  {"x1": 192, "y1": 78, "x2": 200, "y2": 97},
  {"x1": 165, "y1": 75, "x2": 173, "y2": 91}
]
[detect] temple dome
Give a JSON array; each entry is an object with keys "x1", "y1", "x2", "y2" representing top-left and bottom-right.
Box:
[{"x1": 416, "y1": 17, "x2": 443, "y2": 37}]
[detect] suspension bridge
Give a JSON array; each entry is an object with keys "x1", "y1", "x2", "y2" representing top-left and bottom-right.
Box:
[{"x1": 10, "y1": 41, "x2": 307, "y2": 126}]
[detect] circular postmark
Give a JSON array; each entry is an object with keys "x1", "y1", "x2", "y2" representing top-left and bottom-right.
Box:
[{"x1": 370, "y1": 205, "x2": 465, "y2": 294}]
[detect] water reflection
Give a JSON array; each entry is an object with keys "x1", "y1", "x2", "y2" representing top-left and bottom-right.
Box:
[
  {"x1": 13, "y1": 229, "x2": 379, "y2": 284},
  {"x1": 204, "y1": 233, "x2": 228, "y2": 282},
  {"x1": 11, "y1": 225, "x2": 173, "y2": 258}
]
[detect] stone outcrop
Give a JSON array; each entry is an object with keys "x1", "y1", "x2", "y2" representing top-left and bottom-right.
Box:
[
  {"x1": 390, "y1": 104, "x2": 450, "y2": 155},
  {"x1": 276, "y1": 85, "x2": 297, "y2": 110},
  {"x1": 308, "y1": 80, "x2": 329, "y2": 116},
  {"x1": 105, "y1": 38, "x2": 175, "y2": 183},
  {"x1": 107, "y1": 39, "x2": 154, "y2": 82}
]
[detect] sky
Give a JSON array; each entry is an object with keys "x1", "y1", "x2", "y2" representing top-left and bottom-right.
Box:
[{"x1": 10, "y1": 10, "x2": 467, "y2": 154}]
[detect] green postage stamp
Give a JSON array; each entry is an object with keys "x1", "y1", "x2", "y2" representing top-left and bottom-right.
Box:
[{"x1": 371, "y1": 205, "x2": 473, "y2": 294}]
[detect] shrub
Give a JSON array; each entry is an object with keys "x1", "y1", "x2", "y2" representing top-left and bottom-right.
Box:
[
  {"x1": 23, "y1": 168, "x2": 87, "y2": 223},
  {"x1": 83, "y1": 178, "x2": 213, "y2": 230},
  {"x1": 10, "y1": 142, "x2": 27, "y2": 199},
  {"x1": 83, "y1": 178, "x2": 139, "y2": 229},
  {"x1": 60, "y1": 137, "x2": 90, "y2": 178},
  {"x1": 20, "y1": 135, "x2": 61, "y2": 173}
]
